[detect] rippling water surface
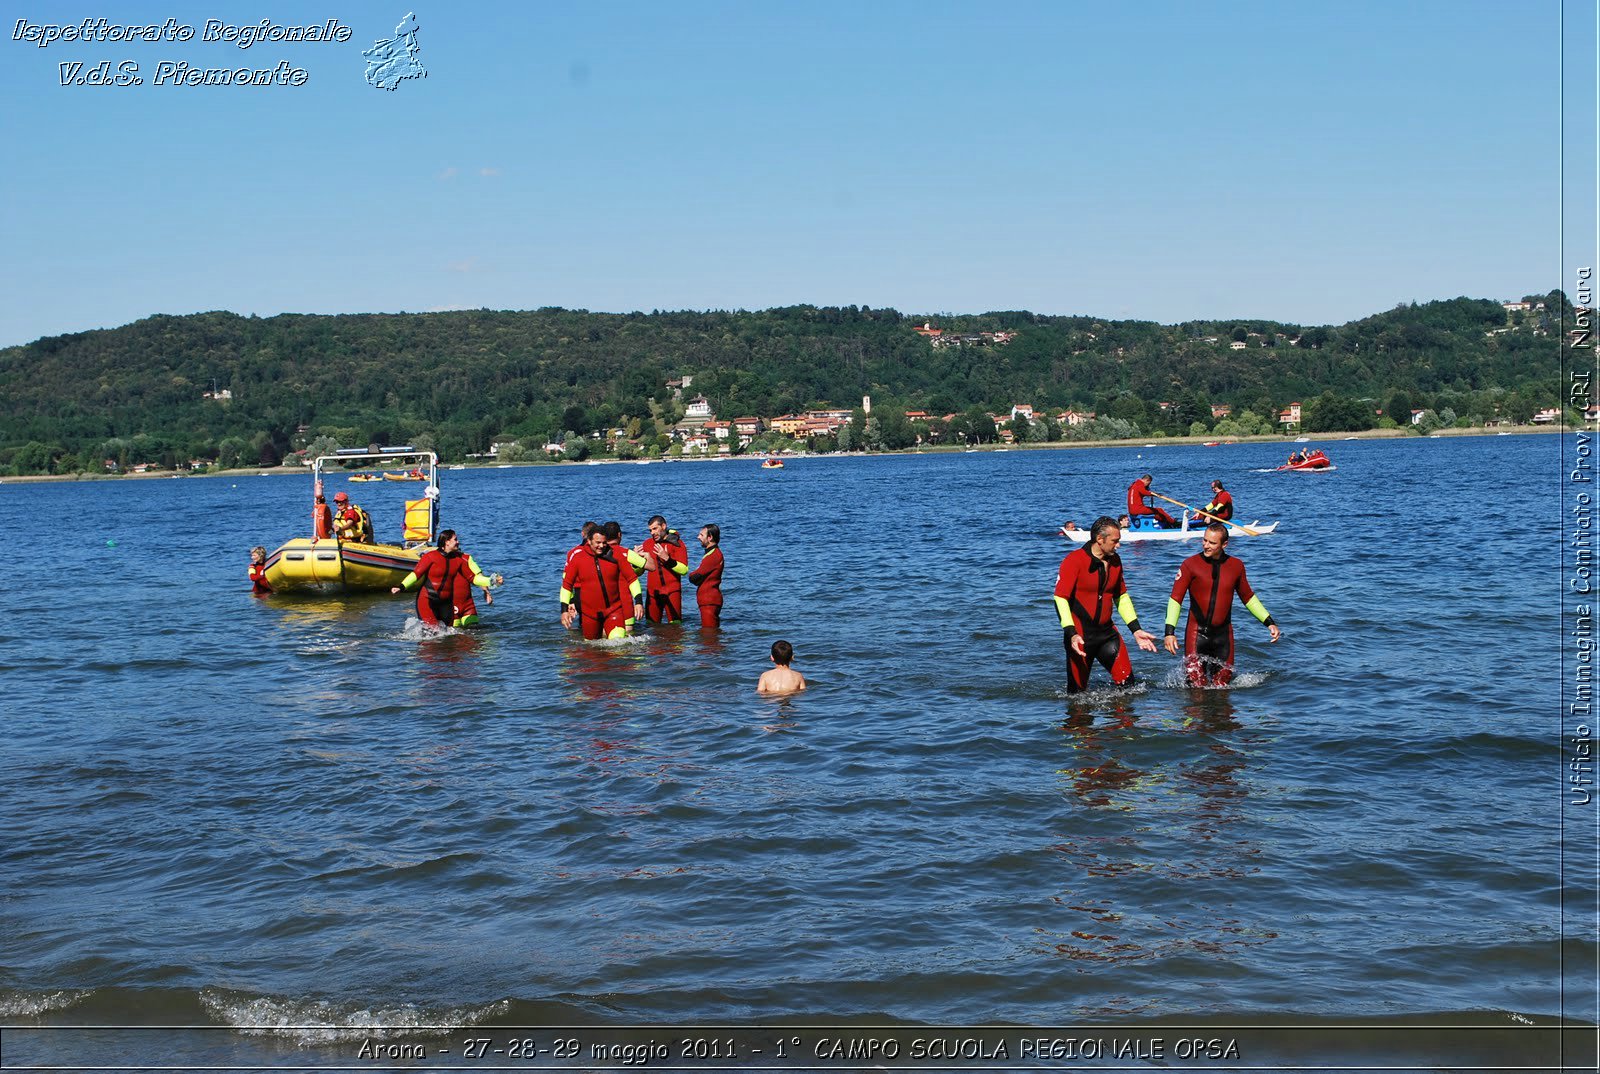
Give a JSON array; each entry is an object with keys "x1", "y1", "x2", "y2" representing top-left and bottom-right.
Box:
[{"x1": 0, "y1": 434, "x2": 1587, "y2": 1066}]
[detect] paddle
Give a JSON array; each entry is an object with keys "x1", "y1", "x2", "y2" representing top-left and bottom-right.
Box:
[{"x1": 1149, "y1": 491, "x2": 1261, "y2": 536}]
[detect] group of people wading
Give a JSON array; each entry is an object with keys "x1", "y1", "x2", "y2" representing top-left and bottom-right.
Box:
[
  {"x1": 255, "y1": 469, "x2": 1279, "y2": 695},
  {"x1": 559, "y1": 516, "x2": 723, "y2": 640},
  {"x1": 1055, "y1": 472, "x2": 1281, "y2": 692}
]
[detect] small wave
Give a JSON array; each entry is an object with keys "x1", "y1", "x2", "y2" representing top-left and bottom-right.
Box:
[
  {"x1": 398, "y1": 618, "x2": 459, "y2": 641},
  {"x1": 200, "y1": 990, "x2": 511, "y2": 1045},
  {"x1": 1152, "y1": 665, "x2": 1270, "y2": 690},
  {"x1": 0, "y1": 989, "x2": 89, "y2": 1018}
]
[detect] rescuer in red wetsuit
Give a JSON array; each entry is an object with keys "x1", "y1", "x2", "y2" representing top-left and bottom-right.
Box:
[
  {"x1": 566, "y1": 522, "x2": 600, "y2": 570},
  {"x1": 1053, "y1": 516, "x2": 1158, "y2": 693},
  {"x1": 630, "y1": 515, "x2": 690, "y2": 623},
  {"x1": 392, "y1": 529, "x2": 465, "y2": 629},
  {"x1": 602, "y1": 521, "x2": 645, "y2": 629},
  {"x1": 689, "y1": 524, "x2": 724, "y2": 629},
  {"x1": 1164, "y1": 523, "x2": 1281, "y2": 687},
  {"x1": 1127, "y1": 474, "x2": 1177, "y2": 528},
  {"x1": 450, "y1": 547, "x2": 502, "y2": 627},
  {"x1": 1201, "y1": 480, "x2": 1234, "y2": 523},
  {"x1": 248, "y1": 546, "x2": 272, "y2": 595},
  {"x1": 561, "y1": 528, "x2": 641, "y2": 640}
]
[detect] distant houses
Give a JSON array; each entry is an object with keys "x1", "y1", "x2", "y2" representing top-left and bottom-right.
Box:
[{"x1": 913, "y1": 322, "x2": 1017, "y2": 349}]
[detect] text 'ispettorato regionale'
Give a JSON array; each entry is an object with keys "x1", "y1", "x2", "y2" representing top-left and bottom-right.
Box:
[{"x1": 13, "y1": 18, "x2": 354, "y2": 87}]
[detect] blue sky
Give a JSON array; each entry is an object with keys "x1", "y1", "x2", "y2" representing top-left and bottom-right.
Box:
[{"x1": 0, "y1": 0, "x2": 1592, "y2": 346}]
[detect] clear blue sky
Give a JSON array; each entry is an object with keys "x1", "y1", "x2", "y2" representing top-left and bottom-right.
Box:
[{"x1": 0, "y1": 0, "x2": 1592, "y2": 347}]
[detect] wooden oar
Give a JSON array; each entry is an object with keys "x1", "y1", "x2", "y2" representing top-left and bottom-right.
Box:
[{"x1": 1149, "y1": 491, "x2": 1261, "y2": 536}]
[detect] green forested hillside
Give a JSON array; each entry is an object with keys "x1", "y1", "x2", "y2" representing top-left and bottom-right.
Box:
[{"x1": 0, "y1": 293, "x2": 1571, "y2": 473}]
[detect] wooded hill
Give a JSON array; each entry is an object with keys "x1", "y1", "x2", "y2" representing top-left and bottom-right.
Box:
[{"x1": 0, "y1": 292, "x2": 1571, "y2": 473}]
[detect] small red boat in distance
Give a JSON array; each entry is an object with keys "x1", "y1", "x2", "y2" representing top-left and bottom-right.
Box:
[{"x1": 1278, "y1": 449, "x2": 1335, "y2": 472}]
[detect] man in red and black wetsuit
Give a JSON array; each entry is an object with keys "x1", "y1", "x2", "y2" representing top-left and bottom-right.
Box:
[
  {"x1": 1127, "y1": 474, "x2": 1177, "y2": 529},
  {"x1": 1201, "y1": 480, "x2": 1234, "y2": 524},
  {"x1": 630, "y1": 515, "x2": 690, "y2": 623},
  {"x1": 392, "y1": 529, "x2": 465, "y2": 629},
  {"x1": 561, "y1": 528, "x2": 641, "y2": 640},
  {"x1": 689, "y1": 523, "x2": 724, "y2": 629},
  {"x1": 1164, "y1": 523, "x2": 1281, "y2": 686},
  {"x1": 1053, "y1": 516, "x2": 1158, "y2": 693}
]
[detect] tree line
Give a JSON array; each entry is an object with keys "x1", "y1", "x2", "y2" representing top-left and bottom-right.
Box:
[{"x1": 0, "y1": 293, "x2": 1572, "y2": 475}]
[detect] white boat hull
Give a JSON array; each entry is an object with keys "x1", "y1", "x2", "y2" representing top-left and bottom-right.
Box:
[{"x1": 1061, "y1": 520, "x2": 1278, "y2": 542}]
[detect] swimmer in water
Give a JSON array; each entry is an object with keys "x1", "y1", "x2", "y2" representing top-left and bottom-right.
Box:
[{"x1": 757, "y1": 639, "x2": 807, "y2": 694}]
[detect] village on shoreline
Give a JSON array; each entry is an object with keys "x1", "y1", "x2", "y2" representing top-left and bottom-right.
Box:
[{"x1": 0, "y1": 422, "x2": 1567, "y2": 485}]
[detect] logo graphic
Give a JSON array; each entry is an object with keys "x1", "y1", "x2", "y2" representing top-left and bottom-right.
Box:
[{"x1": 363, "y1": 12, "x2": 425, "y2": 91}]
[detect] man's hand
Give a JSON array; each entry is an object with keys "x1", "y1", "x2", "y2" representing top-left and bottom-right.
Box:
[
  {"x1": 560, "y1": 607, "x2": 575, "y2": 629},
  {"x1": 1069, "y1": 632, "x2": 1085, "y2": 657},
  {"x1": 1268, "y1": 624, "x2": 1282, "y2": 643},
  {"x1": 1133, "y1": 629, "x2": 1158, "y2": 652},
  {"x1": 1163, "y1": 634, "x2": 1179, "y2": 655}
]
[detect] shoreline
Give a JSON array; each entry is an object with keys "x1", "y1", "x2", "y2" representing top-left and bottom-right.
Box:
[{"x1": 0, "y1": 423, "x2": 1571, "y2": 485}]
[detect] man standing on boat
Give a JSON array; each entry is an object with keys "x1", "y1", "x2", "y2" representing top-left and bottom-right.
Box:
[
  {"x1": 312, "y1": 481, "x2": 335, "y2": 542},
  {"x1": 1201, "y1": 480, "x2": 1234, "y2": 524},
  {"x1": 1127, "y1": 474, "x2": 1177, "y2": 529},
  {"x1": 1163, "y1": 523, "x2": 1280, "y2": 687},
  {"x1": 630, "y1": 515, "x2": 690, "y2": 624},
  {"x1": 1053, "y1": 516, "x2": 1158, "y2": 693}
]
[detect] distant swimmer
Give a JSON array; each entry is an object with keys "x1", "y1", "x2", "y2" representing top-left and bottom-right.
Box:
[
  {"x1": 248, "y1": 545, "x2": 272, "y2": 594},
  {"x1": 688, "y1": 524, "x2": 724, "y2": 629},
  {"x1": 1127, "y1": 473, "x2": 1177, "y2": 529},
  {"x1": 630, "y1": 514, "x2": 690, "y2": 623},
  {"x1": 1164, "y1": 522, "x2": 1281, "y2": 687},
  {"x1": 1053, "y1": 515, "x2": 1158, "y2": 693},
  {"x1": 392, "y1": 529, "x2": 464, "y2": 629},
  {"x1": 561, "y1": 527, "x2": 636, "y2": 640},
  {"x1": 1201, "y1": 480, "x2": 1234, "y2": 523},
  {"x1": 1058, "y1": 520, "x2": 1079, "y2": 536},
  {"x1": 757, "y1": 639, "x2": 807, "y2": 694}
]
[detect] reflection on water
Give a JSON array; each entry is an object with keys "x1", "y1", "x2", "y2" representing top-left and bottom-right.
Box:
[{"x1": 1044, "y1": 685, "x2": 1277, "y2": 970}]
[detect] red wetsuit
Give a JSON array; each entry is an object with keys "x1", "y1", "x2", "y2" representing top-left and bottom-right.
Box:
[
  {"x1": 451, "y1": 553, "x2": 493, "y2": 627},
  {"x1": 1053, "y1": 545, "x2": 1143, "y2": 693},
  {"x1": 249, "y1": 564, "x2": 272, "y2": 595},
  {"x1": 636, "y1": 535, "x2": 689, "y2": 623},
  {"x1": 1127, "y1": 478, "x2": 1176, "y2": 528},
  {"x1": 1202, "y1": 490, "x2": 1234, "y2": 523},
  {"x1": 1165, "y1": 550, "x2": 1275, "y2": 687},
  {"x1": 562, "y1": 546, "x2": 632, "y2": 640},
  {"x1": 689, "y1": 547, "x2": 724, "y2": 628},
  {"x1": 402, "y1": 548, "x2": 464, "y2": 628}
]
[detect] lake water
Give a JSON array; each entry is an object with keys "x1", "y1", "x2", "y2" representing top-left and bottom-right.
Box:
[{"x1": 0, "y1": 433, "x2": 1592, "y2": 1070}]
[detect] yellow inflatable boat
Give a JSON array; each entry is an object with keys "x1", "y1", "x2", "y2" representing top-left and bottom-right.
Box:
[{"x1": 263, "y1": 448, "x2": 440, "y2": 593}]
